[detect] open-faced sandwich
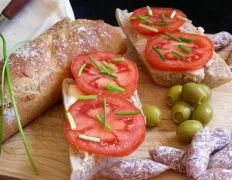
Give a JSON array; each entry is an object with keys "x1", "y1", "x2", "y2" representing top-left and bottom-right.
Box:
[
  {"x1": 116, "y1": 7, "x2": 232, "y2": 87},
  {"x1": 62, "y1": 52, "x2": 146, "y2": 179}
]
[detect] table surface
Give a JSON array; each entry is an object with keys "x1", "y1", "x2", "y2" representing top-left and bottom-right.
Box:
[{"x1": 0, "y1": 32, "x2": 231, "y2": 180}]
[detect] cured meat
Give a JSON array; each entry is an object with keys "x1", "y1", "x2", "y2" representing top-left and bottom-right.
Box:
[
  {"x1": 186, "y1": 128, "x2": 231, "y2": 179},
  {"x1": 207, "y1": 32, "x2": 232, "y2": 51},
  {"x1": 100, "y1": 159, "x2": 170, "y2": 180},
  {"x1": 197, "y1": 168, "x2": 232, "y2": 180}
]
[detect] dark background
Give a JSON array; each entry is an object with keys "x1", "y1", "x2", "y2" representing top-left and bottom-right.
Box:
[{"x1": 70, "y1": 0, "x2": 231, "y2": 33}]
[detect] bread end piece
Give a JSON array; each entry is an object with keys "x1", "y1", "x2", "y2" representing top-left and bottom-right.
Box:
[{"x1": 116, "y1": 9, "x2": 232, "y2": 88}]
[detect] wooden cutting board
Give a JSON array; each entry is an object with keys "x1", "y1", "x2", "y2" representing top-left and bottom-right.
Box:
[{"x1": 0, "y1": 34, "x2": 231, "y2": 180}]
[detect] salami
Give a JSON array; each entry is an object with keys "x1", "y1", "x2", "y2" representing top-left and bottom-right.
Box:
[
  {"x1": 209, "y1": 135, "x2": 232, "y2": 169},
  {"x1": 197, "y1": 168, "x2": 232, "y2": 180},
  {"x1": 207, "y1": 31, "x2": 232, "y2": 51},
  {"x1": 186, "y1": 128, "x2": 231, "y2": 179},
  {"x1": 149, "y1": 146, "x2": 186, "y2": 173},
  {"x1": 100, "y1": 159, "x2": 170, "y2": 180}
]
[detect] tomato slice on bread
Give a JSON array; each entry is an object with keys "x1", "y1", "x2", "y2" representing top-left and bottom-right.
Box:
[
  {"x1": 71, "y1": 52, "x2": 138, "y2": 98},
  {"x1": 145, "y1": 32, "x2": 214, "y2": 71},
  {"x1": 64, "y1": 95, "x2": 145, "y2": 156},
  {"x1": 130, "y1": 7, "x2": 186, "y2": 35}
]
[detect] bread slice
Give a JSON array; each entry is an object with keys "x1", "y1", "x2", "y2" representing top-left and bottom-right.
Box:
[
  {"x1": 62, "y1": 78, "x2": 143, "y2": 180},
  {"x1": 116, "y1": 9, "x2": 232, "y2": 88},
  {"x1": 0, "y1": 18, "x2": 127, "y2": 141}
]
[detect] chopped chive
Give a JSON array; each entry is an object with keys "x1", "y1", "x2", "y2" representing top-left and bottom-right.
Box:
[
  {"x1": 152, "y1": 46, "x2": 166, "y2": 62},
  {"x1": 137, "y1": 15, "x2": 152, "y2": 23},
  {"x1": 96, "y1": 114, "x2": 112, "y2": 131},
  {"x1": 160, "y1": 35, "x2": 169, "y2": 39},
  {"x1": 154, "y1": 21, "x2": 169, "y2": 26},
  {"x1": 102, "y1": 61, "x2": 115, "y2": 72},
  {"x1": 172, "y1": 51, "x2": 185, "y2": 59},
  {"x1": 165, "y1": 32, "x2": 181, "y2": 42},
  {"x1": 178, "y1": 44, "x2": 191, "y2": 54},
  {"x1": 179, "y1": 37, "x2": 194, "y2": 43},
  {"x1": 66, "y1": 112, "x2": 76, "y2": 130},
  {"x1": 146, "y1": 6, "x2": 153, "y2": 16},
  {"x1": 112, "y1": 57, "x2": 125, "y2": 62},
  {"x1": 130, "y1": 15, "x2": 148, "y2": 20},
  {"x1": 161, "y1": 13, "x2": 166, "y2": 22},
  {"x1": 138, "y1": 24, "x2": 158, "y2": 32},
  {"x1": 177, "y1": 15, "x2": 192, "y2": 23},
  {"x1": 170, "y1": 10, "x2": 176, "y2": 18},
  {"x1": 77, "y1": 134, "x2": 100, "y2": 143},
  {"x1": 105, "y1": 83, "x2": 125, "y2": 92},
  {"x1": 103, "y1": 98, "x2": 107, "y2": 128},
  {"x1": 77, "y1": 63, "x2": 87, "y2": 77},
  {"x1": 99, "y1": 72, "x2": 117, "y2": 79},
  {"x1": 89, "y1": 56, "x2": 101, "y2": 70},
  {"x1": 78, "y1": 95, "x2": 97, "y2": 100},
  {"x1": 115, "y1": 111, "x2": 140, "y2": 116}
]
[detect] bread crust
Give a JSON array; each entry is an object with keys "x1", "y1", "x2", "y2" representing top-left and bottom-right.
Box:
[
  {"x1": 0, "y1": 18, "x2": 126, "y2": 141},
  {"x1": 116, "y1": 9, "x2": 232, "y2": 88}
]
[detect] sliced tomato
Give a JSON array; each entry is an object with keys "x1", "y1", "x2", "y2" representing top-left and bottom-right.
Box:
[
  {"x1": 130, "y1": 7, "x2": 186, "y2": 35},
  {"x1": 71, "y1": 52, "x2": 138, "y2": 98},
  {"x1": 64, "y1": 95, "x2": 145, "y2": 156},
  {"x1": 145, "y1": 32, "x2": 214, "y2": 71}
]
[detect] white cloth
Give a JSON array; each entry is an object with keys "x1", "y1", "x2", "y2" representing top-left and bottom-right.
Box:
[{"x1": 0, "y1": 0, "x2": 75, "y2": 58}]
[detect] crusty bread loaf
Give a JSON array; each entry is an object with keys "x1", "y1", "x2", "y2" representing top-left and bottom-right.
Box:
[
  {"x1": 62, "y1": 78, "x2": 143, "y2": 180},
  {"x1": 116, "y1": 9, "x2": 232, "y2": 88},
  {"x1": 0, "y1": 18, "x2": 126, "y2": 141}
]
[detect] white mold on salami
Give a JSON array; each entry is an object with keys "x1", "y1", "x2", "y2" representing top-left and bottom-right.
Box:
[
  {"x1": 149, "y1": 146, "x2": 186, "y2": 173},
  {"x1": 100, "y1": 159, "x2": 170, "y2": 180},
  {"x1": 186, "y1": 128, "x2": 231, "y2": 179},
  {"x1": 197, "y1": 168, "x2": 232, "y2": 180}
]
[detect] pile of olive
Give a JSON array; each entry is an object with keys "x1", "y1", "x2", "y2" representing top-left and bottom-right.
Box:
[{"x1": 166, "y1": 82, "x2": 213, "y2": 143}]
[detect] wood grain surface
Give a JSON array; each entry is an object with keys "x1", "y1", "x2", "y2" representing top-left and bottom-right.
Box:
[{"x1": 0, "y1": 34, "x2": 231, "y2": 180}]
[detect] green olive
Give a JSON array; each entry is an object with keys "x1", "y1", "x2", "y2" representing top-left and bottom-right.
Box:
[
  {"x1": 176, "y1": 120, "x2": 203, "y2": 143},
  {"x1": 199, "y1": 84, "x2": 212, "y2": 101},
  {"x1": 142, "y1": 104, "x2": 161, "y2": 127},
  {"x1": 192, "y1": 102, "x2": 213, "y2": 125},
  {"x1": 166, "y1": 85, "x2": 183, "y2": 106},
  {"x1": 182, "y1": 82, "x2": 208, "y2": 104},
  {"x1": 171, "y1": 101, "x2": 192, "y2": 124}
]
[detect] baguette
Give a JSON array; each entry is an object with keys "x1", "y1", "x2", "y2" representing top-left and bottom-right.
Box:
[
  {"x1": 116, "y1": 9, "x2": 232, "y2": 88},
  {"x1": 0, "y1": 18, "x2": 126, "y2": 141},
  {"x1": 62, "y1": 78, "x2": 143, "y2": 180}
]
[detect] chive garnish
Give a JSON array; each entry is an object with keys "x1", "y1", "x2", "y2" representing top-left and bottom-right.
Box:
[
  {"x1": 137, "y1": 16, "x2": 152, "y2": 23},
  {"x1": 115, "y1": 111, "x2": 140, "y2": 116},
  {"x1": 161, "y1": 13, "x2": 166, "y2": 22},
  {"x1": 112, "y1": 57, "x2": 124, "y2": 62},
  {"x1": 99, "y1": 72, "x2": 117, "y2": 79},
  {"x1": 178, "y1": 44, "x2": 191, "y2": 54},
  {"x1": 77, "y1": 133, "x2": 100, "y2": 143},
  {"x1": 170, "y1": 10, "x2": 176, "y2": 18},
  {"x1": 102, "y1": 61, "x2": 115, "y2": 72},
  {"x1": 165, "y1": 32, "x2": 181, "y2": 42},
  {"x1": 78, "y1": 63, "x2": 87, "y2": 77},
  {"x1": 172, "y1": 51, "x2": 185, "y2": 59},
  {"x1": 0, "y1": 35, "x2": 38, "y2": 174},
  {"x1": 146, "y1": 6, "x2": 153, "y2": 16},
  {"x1": 130, "y1": 15, "x2": 148, "y2": 20},
  {"x1": 96, "y1": 114, "x2": 112, "y2": 131},
  {"x1": 89, "y1": 56, "x2": 101, "y2": 70},
  {"x1": 179, "y1": 37, "x2": 194, "y2": 43},
  {"x1": 138, "y1": 24, "x2": 158, "y2": 32},
  {"x1": 105, "y1": 83, "x2": 125, "y2": 92},
  {"x1": 66, "y1": 112, "x2": 76, "y2": 129},
  {"x1": 103, "y1": 98, "x2": 107, "y2": 128},
  {"x1": 160, "y1": 35, "x2": 169, "y2": 39},
  {"x1": 78, "y1": 95, "x2": 97, "y2": 100},
  {"x1": 154, "y1": 21, "x2": 169, "y2": 26},
  {"x1": 152, "y1": 46, "x2": 166, "y2": 62},
  {"x1": 177, "y1": 15, "x2": 192, "y2": 23}
]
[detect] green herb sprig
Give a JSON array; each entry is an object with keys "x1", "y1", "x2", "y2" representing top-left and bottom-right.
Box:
[{"x1": 0, "y1": 34, "x2": 38, "y2": 174}]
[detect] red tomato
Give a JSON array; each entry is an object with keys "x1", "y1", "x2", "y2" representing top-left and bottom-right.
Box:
[
  {"x1": 64, "y1": 95, "x2": 146, "y2": 156},
  {"x1": 130, "y1": 7, "x2": 186, "y2": 35},
  {"x1": 71, "y1": 52, "x2": 138, "y2": 98},
  {"x1": 145, "y1": 32, "x2": 214, "y2": 71}
]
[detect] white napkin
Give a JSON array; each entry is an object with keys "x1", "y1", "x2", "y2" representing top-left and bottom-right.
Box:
[{"x1": 0, "y1": 0, "x2": 75, "y2": 58}]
